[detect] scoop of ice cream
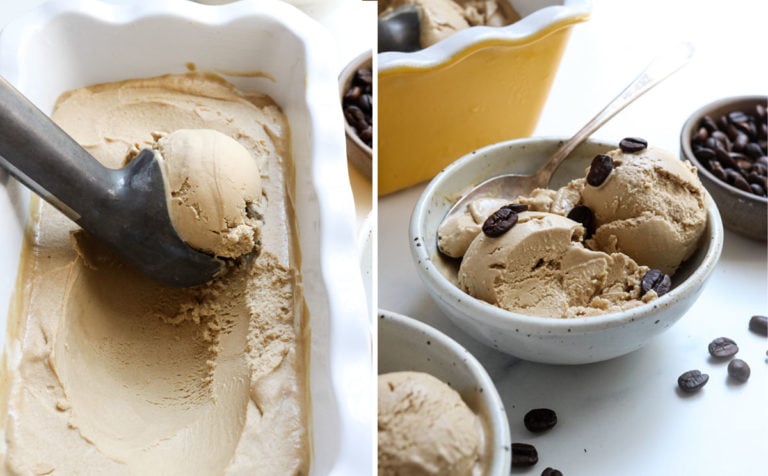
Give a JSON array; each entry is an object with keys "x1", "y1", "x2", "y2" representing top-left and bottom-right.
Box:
[
  {"x1": 581, "y1": 146, "x2": 706, "y2": 275},
  {"x1": 515, "y1": 179, "x2": 585, "y2": 215},
  {"x1": 378, "y1": 371, "x2": 482, "y2": 476},
  {"x1": 458, "y1": 211, "x2": 655, "y2": 317},
  {"x1": 437, "y1": 197, "x2": 508, "y2": 258},
  {"x1": 155, "y1": 129, "x2": 262, "y2": 259}
]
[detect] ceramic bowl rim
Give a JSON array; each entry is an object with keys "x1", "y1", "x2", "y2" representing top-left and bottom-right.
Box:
[
  {"x1": 378, "y1": 0, "x2": 592, "y2": 71},
  {"x1": 410, "y1": 136, "x2": 724, "y2": 336},
  {"x1": 378, "y1": 309, "x2": 512, "y2": 475}
]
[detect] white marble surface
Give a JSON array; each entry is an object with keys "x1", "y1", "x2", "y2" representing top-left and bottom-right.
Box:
[{"x1": 379, "y1": 0, "x2": 767, "y2": 474}]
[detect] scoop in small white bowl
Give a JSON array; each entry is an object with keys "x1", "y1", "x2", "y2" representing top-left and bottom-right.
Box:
[
  {"x1": 378, "y1": 309, "x2": 511, "y2": 474},
  {"x1": 410, "y1": 137, "x2": 724, "y2": 364}
]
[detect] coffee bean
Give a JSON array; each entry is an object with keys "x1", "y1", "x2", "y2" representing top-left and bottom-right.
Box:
[
  {"x1": 354, "y1": 68, "x2": 372, "y2": 86},
  {"x1": 727, "y1": 359, "x2": 751, "y2": 382},
  {"x1": 694, "y1": 127, "x2": 709, "y2": 143},
  {"x1": 619, "y1": 137, "x2": 648, "y2": 153},
  {"x1": 542, "y1": 468, "x2": 563, "y2": 476},
  {"x1": 716, "y1": 146, "x2": 736, "y2": 168},
  {"x1": 749, "y1": 315, "x2": 768, "y2": 336},
  {"x1": 524, "y1": 408, "x2": 557, "y2": 433},
  {"x1": 358, "y1": 94, "x2": 372, "y2": 114},
  {"x1": 728, "y1": 110, "x2": 750, "y2": 125},
  {"x1": 708, "y1": 337, "x2": 739, "y2": 358},
  {"x1": 482, "y1": 205, "x2": 520, "y2": 237},
  {"x1": 504, "y1": 203, "x2": 529, "y2": 213},
  {"x1": 511, "y1": 443, "x2": 538, "y2": 467},
  {"x1": 344, "y1": 105, "x2": 367, "y2": 131},
  {"x1": 586, "y1": 154, "x2": 614, "y2": 186},
  {"x1": 730, "y1": 171, "x2": 752, "y2": 193},
  {"x1": 640, "y1": 269, "x2": 671, "y2": 297},
  {"x1": 757, "y1": 104, "x2": 767, "y2": 119},
  {"x1": 733, "y1": 132, "x2": 749, "y2": 151},
  {"x1": 566, "y1": 205, "x2": 595, "y2": 238},
  {"x1": 709, "y1": 161, "x2": 727, "y2": 181},
  {"x1": 701, "y1": 115, "x2": 718, "y2": 132},
  {"x1": 359, "y1": 126, "x2": 372, "y2": 144},
  {"x1": 678, "y1": 369, "x2": 709, "y2": 393},
  {"x1": 712, "y1": 130, "x2": 731, "y2": 150},
  {"x1": 694, "y1": 147, "x2": 716, "y2": 161},
  {"x1": 343, "y1": 85, "x2": 361, "y2": 102},
  {"x1": 745, "y1": 142, "x2": 764, "y2": 159}
]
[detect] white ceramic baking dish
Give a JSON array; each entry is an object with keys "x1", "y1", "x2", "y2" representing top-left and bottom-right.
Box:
[{"x1": 0, "y1": 0, "x2": 372, "y2": 474}]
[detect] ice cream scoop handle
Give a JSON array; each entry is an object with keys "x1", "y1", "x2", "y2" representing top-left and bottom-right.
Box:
[
  {"x1": 0, "y1": 75, "x2": 115, "y2": 222},
  {"x1": 537, "y1": 41, "x2": 696, "y2": 181}
]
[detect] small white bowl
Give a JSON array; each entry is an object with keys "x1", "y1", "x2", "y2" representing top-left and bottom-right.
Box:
[
  {"x1": 410, "y1": 137, "x2": 724, "y2": 365},
  {"x1": 378, "y1": 309, "x2": 511, "y2": 475}
]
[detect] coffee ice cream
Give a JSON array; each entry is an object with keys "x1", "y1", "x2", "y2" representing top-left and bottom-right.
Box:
[
  {"x1": 1, "y1": 73, "x2": 308, "y2": 474},
  {"x1": 438, "y1": 140, "x2": 707, "y2": 318},
  {"x1": 459, "y1": 211, "x2": 655, "y2": 317},
  {"x1": 379, "y1": 0, "x2": 518, "y2": 49},
  {"x1": 378, "y1": 371, "x2": 483, "y2": 476},
  {"x1": 581, "y1": 146, "x2": 707, "y2": 275},
  {"x1": 155, "y1": 128, "x2": 263, "y2": 259}
]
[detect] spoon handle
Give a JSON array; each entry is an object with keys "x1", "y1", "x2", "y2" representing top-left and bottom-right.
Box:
[
  {"x1": 538, "y1": 41, "x2": 695, "y2": 181},
  {"x1": 0, "y1": 75, "x2": 116, "y2": 222}
]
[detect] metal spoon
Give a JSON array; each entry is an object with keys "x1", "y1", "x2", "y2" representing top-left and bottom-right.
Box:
[
  {"x1": 378, "y1": 4, "x2": 421, "y2": 53},
  {"x1": 443, "y1": 41, "x2": 696, "y2": 222},
  {"x1": 0, "y1": 76, "x2": 224, "y2": 287}
]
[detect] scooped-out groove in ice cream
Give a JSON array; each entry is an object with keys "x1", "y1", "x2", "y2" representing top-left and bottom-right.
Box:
[{"x1": 0, "y1": 73, "x2": 309, "y2": 475}]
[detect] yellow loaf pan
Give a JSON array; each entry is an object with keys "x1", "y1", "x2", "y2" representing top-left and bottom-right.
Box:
[{"x1": 378, "y1": 0, "x2": 591, "y2": 195}]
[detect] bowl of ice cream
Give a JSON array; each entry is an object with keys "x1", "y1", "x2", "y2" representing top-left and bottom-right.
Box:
[
  {"x1": 0, "y1": 0, "x2": 370, "y2": 473},
  {"x1": 410, "y1": 137, "x2": 724, "y2": 365},
  {"x1": 378, "y1": 309, "x2": 511, "y2": 475},
  {"x1": 377, "y1": 0, "x2": 591, "y2": 195},
  {"x1": 680, "y1": 95, "x2": 767, "y2": 241},
  {"x1": 340, "y1": 50, "x2": 373, "y2": 178}
]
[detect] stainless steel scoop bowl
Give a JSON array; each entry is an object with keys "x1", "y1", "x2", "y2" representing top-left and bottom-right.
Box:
[{"x1": 0, "y1": 76, "x2": 224, "y2": 287}]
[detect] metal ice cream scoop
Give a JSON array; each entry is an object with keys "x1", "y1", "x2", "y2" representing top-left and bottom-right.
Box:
[
  {"x1": 378, "y1": 4, "x2": 421, "y2": 53},
  {"x1": 0, "y1": 76, "x2": 224, "y2": 287},
  {"x1": 442, "y1": 41, "x2": 696, "y2": 224}
]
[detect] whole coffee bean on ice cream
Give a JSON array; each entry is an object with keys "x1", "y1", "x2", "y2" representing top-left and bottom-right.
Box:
[
  {"x1": 619, "y1": 137, "x2": 648, "y2": 153},
  {"x1": 586, "y1": 154, "x2": 614, "y2": 186}
]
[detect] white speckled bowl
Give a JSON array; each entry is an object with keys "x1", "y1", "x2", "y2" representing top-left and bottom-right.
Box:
[
  {"x1": 410, "y1": 137, "x2": 724, "y2": 365},
  {"x1": 378, "y1": 310, "x2": 511, "y2": 475}
]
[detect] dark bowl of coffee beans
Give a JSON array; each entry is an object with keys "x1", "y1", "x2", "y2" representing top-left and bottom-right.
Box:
[
  {"x1": 340, "y1": 50, "x2": 373, "y2": 179},
  {"x1": 681, "y1": 96, "x2": 767, "y2": 241}
]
